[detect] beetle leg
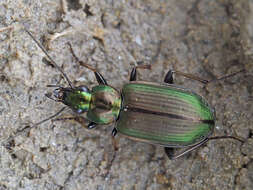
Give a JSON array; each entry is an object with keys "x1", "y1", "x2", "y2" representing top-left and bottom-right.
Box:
[
  {"x1": 112, "y1": 128, "x2": 118, "y2": 137},
  {"x1": 165, "y1": 69, "x2": 245, "y2": 86},
  {"x1": 67, "y1": 42, "x2": 108, "y2": 85},
  {"x1": 164, "y1": 70, "x2": 174, "y2": 84},
  {"x1": 167, "y1": 70, "x2": 209, "y2": 84},
  {"x1": 87, "y1": 122, "x2": 97, "y2": 129},
  {"x1": 111, "y1": 136, "x2": 119, "y2": 151},
  {"x1": 130, "y1": 67, "x2": 137, "y2": 81},
  {"x1": 129, "y1": 64, "x2": 151, "y2": 81},
  {"x1": 164, "y1": 147, "x2": 175, "y2": 159},
  {"x1": 166, "y1": 138, "x2": 209, "y2": 159},
  {"x1": 111, "y1": 128, "x2": 119, "y2": 151},
  {"x1": 208, "y1": 135, "x2": 244, "y2": 143},
  {"x1": 52, "y1": 116, "x2": 95, "y2": 130}
]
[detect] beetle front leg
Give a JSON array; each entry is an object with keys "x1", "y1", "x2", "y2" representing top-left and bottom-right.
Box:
[
  {"x1": 129, "y1": 64, "x2": 151, "y2": 81},
  {"x1": 67, "y1": 42, "x2": 108, "y2": 85}
]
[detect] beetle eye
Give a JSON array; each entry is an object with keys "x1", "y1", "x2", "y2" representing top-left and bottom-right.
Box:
[
  {"x1": 76, "y1": 108, "x2": 84, "y2": 114},
  {"x1": 76, "y1": 86, "x2": 90, "y2": 93}
]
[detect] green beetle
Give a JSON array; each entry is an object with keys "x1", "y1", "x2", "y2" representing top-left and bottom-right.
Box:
[{"x1": 25, "y1": 29, "x2": 244, "y2": 159}]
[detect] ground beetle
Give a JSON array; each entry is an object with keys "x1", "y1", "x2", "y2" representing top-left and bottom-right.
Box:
[{"x1": 25, "y1": 28, "x2": 244, "y2": 159}]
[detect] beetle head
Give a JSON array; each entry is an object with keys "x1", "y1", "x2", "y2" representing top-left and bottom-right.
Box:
[{"x1": 46, "y1": 85, "x2": 91, "y2": 114}]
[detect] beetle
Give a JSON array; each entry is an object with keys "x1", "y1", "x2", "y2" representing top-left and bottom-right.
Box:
[{"x1": 25, "y1": 28, "x2": 244, "y2": 159}]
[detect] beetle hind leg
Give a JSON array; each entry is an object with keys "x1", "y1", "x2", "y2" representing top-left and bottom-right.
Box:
[
  {"x1": 165, "y1": 138, "x2": 209, "y2": 160},
  {"x1": 112, "y1": 128, "x2": 118, "y2": 137},
  {"x1": 164, "y1": 147, "x2": 175, "y2": 159}
]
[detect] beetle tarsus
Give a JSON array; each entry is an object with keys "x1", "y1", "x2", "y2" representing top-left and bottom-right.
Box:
[
  {"x1": 208, "y1": 136, "x2": 245, "y2": 143},
  {"x1": 171, "y1": 138, "x2": 209, "y2": 159},
  {"x1": 112, "y1": 136, "x2": 119, "y2": 151}
]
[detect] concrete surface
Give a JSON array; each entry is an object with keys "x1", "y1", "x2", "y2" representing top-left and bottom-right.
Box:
[{"x1": 0, "y1": 0, "x2": 252, "y2": 189}]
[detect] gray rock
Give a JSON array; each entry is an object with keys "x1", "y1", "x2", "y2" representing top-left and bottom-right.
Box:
[{"x1": 0, "y1": 0, "x2": 252, "y2": 189}]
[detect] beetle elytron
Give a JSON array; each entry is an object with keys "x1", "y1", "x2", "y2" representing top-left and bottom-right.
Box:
[{"x1": 25, "y1": 28, "x2": 244, "y2": 159}]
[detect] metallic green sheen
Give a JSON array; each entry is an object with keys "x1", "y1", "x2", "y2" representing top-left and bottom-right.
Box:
[
  {"x1": 115, "y1": 81, "x2": 215, "y2": 147},
  {"x1": 64, "y1": 91, "x2": 91, "y2": 112},
  {"x1": 87, "y1": 85, "x2": 121, "y2": 124}
]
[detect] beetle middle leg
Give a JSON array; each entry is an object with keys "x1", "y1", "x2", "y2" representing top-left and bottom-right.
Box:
[
  {"x1": 53, "y1": 116, "x2": 97, "y2": 129},
  {"x1": 112, "y1": 128, "x2": 118, "y2": 137},
  {"x1": 164, "y1": 70, "x2": 174, "y2": 84},
  {"x1": 129, "y1": 64, "x2": 151, "y2": 81},
  {"x1": 67, "y1": 42, "x2": 108, "y2": 85},
  {"x1": 111, "y1": 128, "x2": 119, "y2": 151}
]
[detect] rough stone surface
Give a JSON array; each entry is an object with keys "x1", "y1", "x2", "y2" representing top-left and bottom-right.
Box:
[{"x1": 0, "y1": 0, "x2": 252, "y2": 189}]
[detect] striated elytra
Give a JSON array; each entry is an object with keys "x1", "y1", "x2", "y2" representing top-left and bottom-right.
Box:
[{"x1": 116, "y1": 81, "x2": 215, "y2": 147}]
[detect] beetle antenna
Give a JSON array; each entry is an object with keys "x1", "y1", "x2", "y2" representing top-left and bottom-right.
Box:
[
  {"x1": 34, "y1": 107, "x2": 66, "y2": 126},
  {"x1": 24, "y1": 28, "x2": 73, "y2": 88},
  {"x1": 1, "y1": 107, "x2": 66, "y2": 146},
  {"x1": 170, "y1": 135, "x2": 244, "y2": 159}
]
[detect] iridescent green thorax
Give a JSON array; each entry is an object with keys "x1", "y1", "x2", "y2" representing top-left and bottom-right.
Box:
[
  {"x1": 87, "y1": 85, "x2": 122, "y2": 124},
  {"x1": 64, "y1": 90, "x2": 91, "y2": 113}
]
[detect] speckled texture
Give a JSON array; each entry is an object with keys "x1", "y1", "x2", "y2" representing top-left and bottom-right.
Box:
[{"x1": 0, "y1": 0, "x2": 252, "y2": 190}]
